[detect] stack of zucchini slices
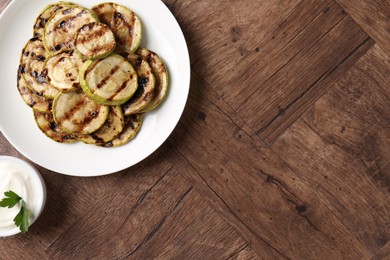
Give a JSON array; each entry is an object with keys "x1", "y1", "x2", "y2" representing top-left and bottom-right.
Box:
[{"x1": 17, "y1": 1, "x2": 168, "y2": 147}]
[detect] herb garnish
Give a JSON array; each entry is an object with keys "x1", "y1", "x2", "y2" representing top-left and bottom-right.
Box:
[{"x1": 0, "y1": 191, "x2": 29, "y2": 233}]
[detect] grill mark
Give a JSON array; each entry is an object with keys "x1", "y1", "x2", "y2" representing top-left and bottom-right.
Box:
[
  {"x1": 50, "y1": 9, "x2": 92, "y2": 51},
  {"x1": 36, "y1": 112, "x2": 77, "y2": 142},
  {"x1": 57, "y1": 98, "x2": 86, "y2": 123},
  {"x1": 78, "y1": 28, "x2": 114, "y2": 54},
  {"x1": 29, "y1": 95, "x2": 37, "y2": 107},
  {"x1": 107, "y1": 78, "x2": 130, "y2": 101},
  {"x1": 62, "y1": 8, "x2": 73, "y2": 15},
  {"x1": 127, "y1": 115, "x2": 138, "y2": 130},
  {"x1": 146, "y1": 53, "x2": 153, "y2": 63},
  {"x1": 90, "y1": 133, "x2": 105, "y2": 143},
  {"x1": 74, "y1": 109, "x2": 100, "y2": 132},
  {"x1": 98, "y1": 15, "x2": 111, "y2": 27},
  {"x1": 89, "y1": 42, "x2": 114, "y2": 55},
  {"x1": 95, "y1": 65, "x2": 120, "y2": 89},
  {"x1": 35, "y1": 17, "x2": 46, "y2": 30},
  {"x1": 113, "y1": 10, "x2": 135, "y2": 46},
  {"x1": 18, "y1": 64, "x2": 27, "y2": 74},
  {"x1": 86, "y1": 60, "x2": 99, "y2": 75},
  {"x1": 77, "y1": 10, "x2": 87, "y2": 17},
  {"x1": 67, "y1": 10, "x2": 89, "y2": 24},
  {"x1": 127, "y1": 76, "x2": 148, "y2": 102},
  {"x1": 135, "y1": 57, "x2": 143, "y2": 68}
]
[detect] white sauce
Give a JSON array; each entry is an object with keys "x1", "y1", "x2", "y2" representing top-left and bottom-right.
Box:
[{"x1": 0, "y1": 158, "x2": 45, "y2": 236}]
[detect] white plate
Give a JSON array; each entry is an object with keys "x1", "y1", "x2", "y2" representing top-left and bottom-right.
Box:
[{"x1": 0, "y1": 0, "x2": 190, "y2": 176}]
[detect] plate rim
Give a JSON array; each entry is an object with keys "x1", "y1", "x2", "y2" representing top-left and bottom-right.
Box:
[{"x1": 0, "y1": 0, "x2": 191, "y2": 176}]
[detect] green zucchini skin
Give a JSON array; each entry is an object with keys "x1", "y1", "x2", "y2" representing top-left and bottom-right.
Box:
[
  {"x1": 136, "y1": 48, "x2": 169, "y2": 112},
  {"x1": 100, "y1": 113, "x2": 143, "y2": 147},
  {"x1": 19, "y1": 37, "x2": 60, "y2": 99},
  {"x1": 80, "y1": 54, "x2": 138, "y2": 105},
  {"x1": 53, "y1": 91, "x2": 109, "y2": 134},
  {"x1": 75, "y1": 22, "x2": 116, "y2": 60},
  {"x1": 33, "y1": 2, "x2": 75, "y2": 37},
  {"x1": 91, "y1": 2, "x2": 142, "y2": 54},
  {"x1": 45, "y1": 50, "x2": 84, "y2": 92},
  {"x1": 44, "y1": 5, "x2": 99, "y2": 53},
  {"x1": 78, "y1": 105, "x2": 124, "y2": 144},
  {"x1": 17, "y1": 69, "x2": 52, "y2": 112},
  {"x1": 17, "y1": 2, "x2": 167, "y2": 147},
  {"x1": 121, "y1": 53, "x2": 155, "y2": 115},
  {"x1": 34, "y1": 109, "x2": 78, "y2": 143}
]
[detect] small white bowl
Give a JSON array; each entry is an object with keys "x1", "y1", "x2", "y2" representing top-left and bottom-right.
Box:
[{"x1": 0, "y1": 156, "x2": 46, "y2": 237}]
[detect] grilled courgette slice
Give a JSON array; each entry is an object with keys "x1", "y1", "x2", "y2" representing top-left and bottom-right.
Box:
[
  {"x1": 80, "y1": 54, "x2": 138, "y2": 105},
  {"x1": 46, "y1": 50, "x2": 83, "y2": 92},
  {"x1": 75, "y1": 22, "x2": 116, "y2": 59},
  {"x1": 92, "y1": 2, "x2": 142, "y2": 54},
  {"x1": 100, "y1": 113, "x2": 143, "y2": 147},
  {"x1": 136, "y1": 48, "x2": 168, "y2": 112},
  {"x1": 53, "y1": 91, "x2": 109, "y2": 134},
  {"x1": 34, "y1": 110, "x2": 78, "y2": 143},
  {"x1": 33, "y1": 2, "x2": 74, "y2": 37},
  {"x1": 19, "y1": 37, "x2": 59, "y2": 99},
  {"x1": 44, "y1": 5, "x2": 98, "y2": 53},
  {"x1": 78, "y1": 106, "x2": 124, "y2": 144},
  {"x1": 122, "y1": 53, "x2": 155, "y2": 115},
  {"x1": 17, "y1": 69, "x2": 52, "y2": 112}
]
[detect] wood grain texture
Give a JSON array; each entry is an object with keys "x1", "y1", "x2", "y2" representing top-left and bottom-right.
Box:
[
  {"x1": 0, "y1": 0, "x2": 389, "y2": 259},
  {"x1": 272, "y1": 44, "x2": 390, "y2": 255},
  {"x1": 236, "y1": 13, "x2": 369, "y2": 143},
  {"x1": 336, "y1": 0, "x2": 390, "y2": 56},
  {"x1": 166, "y1": 73, "x2": 375, "y2": 259},
  {"x1": 228, "y1": 246, "x2": 262, "y2": 260}
]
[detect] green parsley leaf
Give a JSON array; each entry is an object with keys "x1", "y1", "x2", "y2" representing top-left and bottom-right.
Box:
[
  {"x1": 0, "y1": 190, "x2": 22, "y2": 208},
  {"x1": 0, "y1": 190, "x2": 29, "y2": 233},
  {"x1": 13, "y1": 201, "x2": 29, "y2": 233}
]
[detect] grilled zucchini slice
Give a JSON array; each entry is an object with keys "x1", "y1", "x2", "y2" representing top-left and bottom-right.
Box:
[
  {"x1": 19, "y1": 37, "x2": 59, "y2": 99},
  {"x1": 100, "y1": 113, "x2": 143, "y2": 147},
  {"x1": 53, "y1": 91, "x2": 109, "y2": 134},
  {"x1": 17, "y1": 69, "x2": 52, "y2": 112},
  {"x1": 33, "y1": 2, "x2": 74, "y2": 37},
  {"x1": 122, "y1": 53, "x2": 155, "y2": 115},
  {"x1": 75, "y1": 22, "x2": 116, "y2": 59},
  {"x1": 80, "y1": 54, "x2": 138, "y2": 105},
  {"x1": 136, "y1": 48, "x2": 168, "y2": 112},
  {"x1": 44, "y1": 5, "x2": 98, "y2": 53},
  {"x1": 34, "y1": 110, "x2": 78, "y2": 143},
  {"x1": 46, "y1": 50, "x2": 83, "y2": 92},
  {"x1": 78, "y1": 106, "x2": 124, "y2": 144},
  {"x1": 92, "y1": 2, "x2": 142, "y2": 53}
]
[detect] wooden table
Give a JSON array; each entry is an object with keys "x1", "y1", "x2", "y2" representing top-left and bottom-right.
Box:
[{"x1": 1, "y1": 0, "x2": 389, "y2": 259}]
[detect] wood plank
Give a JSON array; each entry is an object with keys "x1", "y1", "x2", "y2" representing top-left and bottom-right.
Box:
[
  {"x1": 165, "y1": 142, "x2": 288, "y2": 260},
  {"x1": 218, "y1": 0, "x2": 340, "y2": 109},
  {"x1": 236, "y1": 14, "x2": 370, "y2": 142},
  {"x1": 128, "y1": 189, "x2": 246, "y2": 259},
  {"x1": 46, "y1": 165, "x2": 246, "y2": 259},
  {"x1": 165, "y1": 72, "x2": 372, "y2": 258},
  {"x1": 162, "y1": 0, "x2": 304, "y2": 87},
  {"x1": 228, "y1": 246, "x2": 262, "y2": 260},
  {"x1": 372, "y1": 241, "x2": 390, "y2": 260},
  {"x1": 272, "y1": 45, "x2": 390, "y2": 253},
  {"x1": 336, "y1": 0, "x2": 390, "y2": 56},
  {"x1": 302, "y1": 44, "x2": 390, "y2": 190},
  {"x1": 46, "y1": 163, "x2": 178, "y2": 259},
  {"x1": 272, "y1": 119, "x2": 389, "y2": 253},
  {"x1": 260, "y1": 37, "x2": 374, "y2": 144}
]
